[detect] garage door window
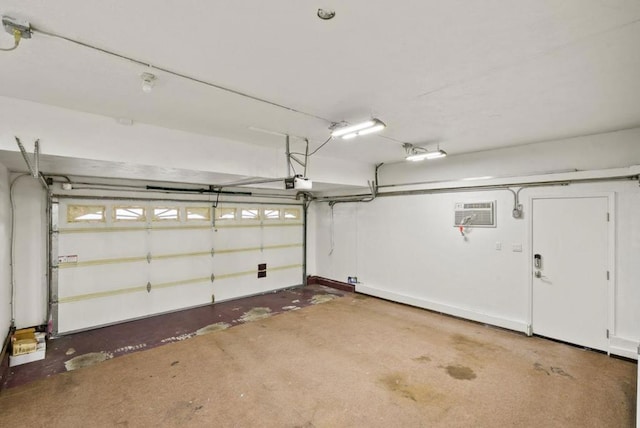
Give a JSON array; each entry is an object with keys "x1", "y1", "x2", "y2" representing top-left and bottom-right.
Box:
[
  {"x1": 241, "y1": 209, "x2": 260, "y2": 220},
  {"x1": 263, "y1": 209, "x2": 281, "y2": 220},
  {"x1": 186, "y1": 207, "x2": 211, "y2": 221},
  {"x1": 68, "y1": 205, "x2": 106, "y2": 222},
  {"x1": 215, "y1": 207, "x2": 236, "y2": 220},
  {"x1": 284, "y1": 208, "x2": 300, "y2": 220},
  {"x1": 153, "y1": 207, "x2": 180, "y2": 221},
  {"x1": 114, "y1": 206, "x2": 146, "y2": 222}
]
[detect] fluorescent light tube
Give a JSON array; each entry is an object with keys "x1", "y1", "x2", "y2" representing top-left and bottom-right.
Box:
[
  {"x1": 331, "y1": 120, "x2": 375, "y2": 137},
  {"x1": 406, "y1": 153, "x2": 430, "y2": 161},
  {"x1": 330, "y1": 119, "x2": 385, "y2": 139},
  {"x1": 405, "y1": 149, "x2": 447, "y2": 161},
  {"x1": 462, "y1": 176, "x2": 494, "y2": 181},
  {"x1": 424, "y1": 150, "x2": 447, "y2": 159},
  {"x1": 357, "y1": 124, "x2": 386, "y2": 136}
]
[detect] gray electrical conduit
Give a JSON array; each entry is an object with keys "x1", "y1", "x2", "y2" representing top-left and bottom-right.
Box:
[{"x1": 315, "y1": 174, "x2": 639, "y2": 209}]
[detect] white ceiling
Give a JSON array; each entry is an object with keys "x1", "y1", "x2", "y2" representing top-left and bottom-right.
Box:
[{"x1": 1, "y1": 1, "x2": 640, "y2": 180}]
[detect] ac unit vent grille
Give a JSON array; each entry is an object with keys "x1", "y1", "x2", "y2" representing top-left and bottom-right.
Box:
[
  {"x1": 463, "y1": 202, "x2": 492, "y2": 210},
  {"x1": 454, "y1": 201, "x2": 496, "y2": 227}
]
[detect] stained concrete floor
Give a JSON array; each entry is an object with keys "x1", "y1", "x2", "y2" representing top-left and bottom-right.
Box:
[
  {"x1": 0, "y1": 292, "x2": 636, "y2": 427},
  {"x1": 1, "y1": 283, "x2": 345, "y2": 389}
]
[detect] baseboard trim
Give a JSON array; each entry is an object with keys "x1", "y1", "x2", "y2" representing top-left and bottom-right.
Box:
[
  {"x1": 307, "y1": 276, "x2": 355, "y2": 293},
  {"x1": 609, "y1": 335, "x2": 639, "y2": 360},
  {"x1": 356, "y1": 284, "x2": 529, "y2": 334}
]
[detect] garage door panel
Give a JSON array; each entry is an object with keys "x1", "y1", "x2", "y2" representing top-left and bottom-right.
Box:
[
  {"x1": 262, "y1": 227, "x2": 302, "y2": 242},
  {"x1": 58, "y1": 292, "x2": 152, "y2": 333},
  {"x1": 212, "y1": 268, "x2": 302, "y2": 302},
  {"x1": 58, "y1": 263, "x2": 148, "y2": 298},
  {"x1": 214, "y1": 228, "x2": 262, "y2": 248},
  {"x1": 149, "y1": 257, "x2": 212, "y2": 283},
  {"x1": 258, "y1": 249, "x2": 302, "y2": 267},
  {"x1": 212, "y1": 252, "x2": 262, "y2": 274},
  {"x1": 147, "y1": 281, "x2": 214, "y2": 309},
  {"x1": 54, "y1": 199, "x2": 303, "y2": 334},
  {"x1": 58, "y1": 231, "x2": 148, "y2": 260},
  {"x1": 149, "y1": 229, "x2": 212, "y2": 254}
]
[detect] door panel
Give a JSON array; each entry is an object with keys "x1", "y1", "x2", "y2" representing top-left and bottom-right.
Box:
[{"x1": 531, "y1": 196, "x2": 609, "y2": 351}]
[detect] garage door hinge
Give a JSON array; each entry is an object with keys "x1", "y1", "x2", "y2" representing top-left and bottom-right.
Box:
[
  {"x1": 210, "y1": 273, "x2": 215, "y2": 283},
  {"x1": 146, "y1": 252, "x2": 152, "y2": 263},
  {"x1": 606, "y1": 212, "x2": 610, "y2": 222},
  {"x1": 606, "y1": 329, "x2": 609, "y2": 339},
  {"x1": 211, "y1": 247, "x2": 215, "y2": 257},
  {"x1": 606, "y1": 271, "x2": 610, "y2": 280},
  {"x1": 146, "y1": 281, "x2": 151, "y2": 293}
]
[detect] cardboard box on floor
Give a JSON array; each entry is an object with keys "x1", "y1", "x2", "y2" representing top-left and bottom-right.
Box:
[{"x1": 9, "y1": 328, "x2": 46, "y2": 367}]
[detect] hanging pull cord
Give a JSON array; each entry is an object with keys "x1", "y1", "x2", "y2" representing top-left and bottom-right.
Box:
[{"x1": 0, "y1": 29, "x2": 21, "y2": 52}]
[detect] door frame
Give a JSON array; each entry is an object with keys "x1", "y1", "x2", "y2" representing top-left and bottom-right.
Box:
[{"x1": 527, "y1": 191, "x2": 616, "y2": 351}]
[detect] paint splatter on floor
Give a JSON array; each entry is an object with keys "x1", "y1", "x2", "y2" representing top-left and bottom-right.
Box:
[
  {"x1": 161, "y1": 333, "x2": 194, "y2": 343},
  {"x1": 64, "y1": 352, "x2": 113, "y2": 371},
  {"x1": 196, "y1": 322, "x2": 231, "y2": 335},
  {"x1": 114, "y1": 344, "x2": 147, "y2": 354},
  {"x1": 282, "y1": 305, "x2": 300, "y2": 311},
  {"x1": 444, "y1": 364, "x2": 476, "y2": 380},
  {"x1": 65, "y1": 348, "x2": 76, "y2": 356},
  {"x1": 310, "y1": 294, "x2": 338, "y2": 305},
  {"x1": 412, "y1": 355, "x2": 431, "y2": 363},
  {"x1": 239, "y1": 307, "x2": 272, "y2": 322}
]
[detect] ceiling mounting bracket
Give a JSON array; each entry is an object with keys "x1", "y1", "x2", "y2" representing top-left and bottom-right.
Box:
[{"x1": 2, "y1": 16, "x2": 31, "y2": 38}]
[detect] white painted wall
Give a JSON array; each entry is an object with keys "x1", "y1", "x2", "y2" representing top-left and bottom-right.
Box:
[
  {"x1": 314, "y1": 179, "x2": 640, "y2": 358},
  {"x1": 0, "y1": 164, "x2": 12, "y2": 341},
  {"x1": 10, "y1": 175, "x2": 48, "y2": 329},
  {"x1": 313, "y1": 129, "x2": 640, "y2": 358}
]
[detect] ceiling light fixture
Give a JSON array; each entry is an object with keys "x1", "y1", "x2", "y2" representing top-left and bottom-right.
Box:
[
  {"x1": 317, "y1": 9, "x2": 336, "y2": 20},
  {"x1": 330, "y1": 119, "x2": 386, "y2": 139},
  {"x1": 140, "y1": 72, "x2": 157, "y2": 93},
  {"x1": 403, "y1": 143, "x2": 447, "y2": 161}
]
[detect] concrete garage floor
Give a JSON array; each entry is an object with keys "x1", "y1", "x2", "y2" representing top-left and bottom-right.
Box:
[
  {"x1": 0, "y1": 285, "x2": 636, "y2": 426},
  {"x1": 1, "y1": 283, "x2": 346, "y2": 389}
]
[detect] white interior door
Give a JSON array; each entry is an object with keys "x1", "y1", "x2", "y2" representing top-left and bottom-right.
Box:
[{"x1": 531, "y1": 196, "x2": 610, "y2": 351}]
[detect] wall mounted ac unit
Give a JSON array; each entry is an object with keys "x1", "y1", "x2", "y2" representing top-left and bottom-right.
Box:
[{"x1": 454, "y1": 201, "x2": 496, "y2": 227}]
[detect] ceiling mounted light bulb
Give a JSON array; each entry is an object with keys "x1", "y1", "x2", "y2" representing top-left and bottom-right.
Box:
[
  {"x1": 330, "y1": 119, "x2": 385, "y2": 139},
  {"x1": 140, "y1": 72, "x2": 157, "y2": 93},
  {"x1": 403, "y1": 143, "x2": 447, "y2": 161}
]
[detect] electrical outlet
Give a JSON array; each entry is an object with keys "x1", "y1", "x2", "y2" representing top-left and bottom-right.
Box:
[{"x1": 347, "y1": 276, "x2": 358, "y2": 284}]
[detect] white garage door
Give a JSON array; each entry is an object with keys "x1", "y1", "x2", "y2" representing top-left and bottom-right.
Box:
[{"x1": 51, "y1": 198, "x2": 304, "y2": 334}]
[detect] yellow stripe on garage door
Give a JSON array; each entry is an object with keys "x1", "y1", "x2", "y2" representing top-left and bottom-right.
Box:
[
  {"x1": 58, "y1": 264, "x2": 302, "y2": 303},
  {"x1": 57, "y1": 243, "x2": 302, "y2": 269}
]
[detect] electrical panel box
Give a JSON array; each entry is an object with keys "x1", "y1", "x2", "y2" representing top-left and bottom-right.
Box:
[{"x1": 454, "y1": 201, "x2": 496, "y2": 227}]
